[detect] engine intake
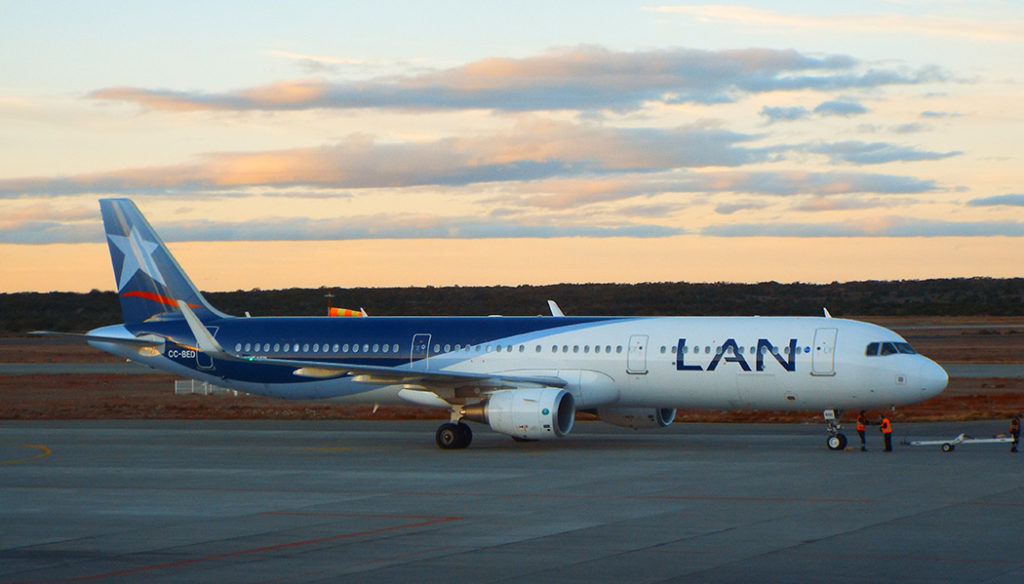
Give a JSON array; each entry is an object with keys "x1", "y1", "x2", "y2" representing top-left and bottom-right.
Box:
[{"x1": 462, "y1": 388, "x2": 575, "y2": 441}]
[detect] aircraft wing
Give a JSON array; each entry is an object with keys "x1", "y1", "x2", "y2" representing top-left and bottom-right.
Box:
[{"x1": 253, "y1": 356, "x2": 568, "y2": 389}]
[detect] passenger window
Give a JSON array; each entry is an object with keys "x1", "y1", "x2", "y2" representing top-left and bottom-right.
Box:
[
  {"x1": 235, "y1": 343, "x2": 242, "y2": 352},
  {"x1": 283, "y1": 344, "x2": 290, "y2": 353},
  {"x1": 660, "y1": 346, "x2": 666, "y2": 354},
  {"x1": 393, "y1": 343, "x2": 399, "y2": 353},
  {"x1": 616, "y1": 346, "x2": 623, "y2": 354},
  {"x1": 274, "y1": 343, "x2": 280, "y2": 352}
]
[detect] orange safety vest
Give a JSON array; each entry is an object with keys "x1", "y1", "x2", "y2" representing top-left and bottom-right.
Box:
[
  {"x1": 880, "y1": 418, "x2": 892, "y2": 434},
  {"x1": 857, "y1": 415, "x2": 868, "y2": 431}
]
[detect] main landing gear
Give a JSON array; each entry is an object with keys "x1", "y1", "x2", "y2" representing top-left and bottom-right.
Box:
[
  {"x1": 824, "y1": 409, "x2": 847, "y2": 451},
  {"x1": 435, "y1": 422, "x2": 473, "y2": 449}
]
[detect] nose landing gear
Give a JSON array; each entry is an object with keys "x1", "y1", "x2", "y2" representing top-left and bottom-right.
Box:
[{"x1": 824, "y1": 409, "x2": 847, "y2": 450}]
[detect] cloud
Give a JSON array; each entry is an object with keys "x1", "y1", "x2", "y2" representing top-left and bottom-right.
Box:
[
  {"x1": 704, "y1": 217, "x2": 1024, "y2": 237},
  {"x1": 813, "y1": 100, "x2": 869, "y2": 117},
  {"x1": 760, "y1": 105, "x2": 811, "y2": 123},
  {"x1": 88, "y1": 45, "x2": 943, "y2": 113},
  {"x1": 805, "y1": 141, "x2": 961, "y2": 165},
  {"x1": 511, "y1": 170, "x2": 940, "y2": 209},
  {"x1": 0, "y1": 213, "x2": 684, "y2": 244},
  {"x1": 0, "y1": 121, "x2": 773, "y2": 197},
  {"x1": 891, "y1": 123, "x2": 928, "y2": 134},
  {"x1": 714, "y1": 201, "x2": 770, "y2": 215},
  {"x1": 967, "y1": 194, "x2": 1024, "y2": 207},
  {"x1": 921, "y1": 110, "x2": 962, "y2": 118}
]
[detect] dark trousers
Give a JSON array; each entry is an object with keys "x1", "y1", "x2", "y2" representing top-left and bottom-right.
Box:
[
  {"x1": 1012, "y1": 432, "x2": 1019, "y2": 452},
  {"x1": 857, "y1": 430, "x2": 866, "y2": 449},
  {"x1": 883, "y1": 433, "x2": 893, "y2": 451}
]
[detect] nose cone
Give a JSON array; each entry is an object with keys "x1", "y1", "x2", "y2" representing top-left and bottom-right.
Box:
[{"x1": 918, "y1": 359, "x2": 948, "y2": 399}]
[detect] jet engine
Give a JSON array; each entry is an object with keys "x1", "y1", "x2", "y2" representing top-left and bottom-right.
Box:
[
  {"x1": 462, "y1": 388, "x2": 575, "y2": 441},
  {"x1": 597, "y1": 407, "x2": 676, "y2": 430}
]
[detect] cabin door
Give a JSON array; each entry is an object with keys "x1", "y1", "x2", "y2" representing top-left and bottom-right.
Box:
[
  {"x1": 626, "y1": 334, "x2": 649, "y2": 375},
  {"x1": 812, "y1": 328, "x2": 838, "y2": 376}
]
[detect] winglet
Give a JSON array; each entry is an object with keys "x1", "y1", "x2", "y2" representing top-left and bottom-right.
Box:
[{"x1": 548, "y1": 300, "x2": 565, "y2": 317}]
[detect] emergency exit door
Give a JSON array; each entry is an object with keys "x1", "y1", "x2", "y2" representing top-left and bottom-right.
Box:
[{"x1": 410, "y1": 333, "x2": 431, "y2": 370}]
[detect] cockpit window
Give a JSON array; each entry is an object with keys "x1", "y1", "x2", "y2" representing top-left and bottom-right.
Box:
[
  {"x1": 867, "y1": 341, "x2": 917, "y2": 357},
  {"x1": 895, "y1": 342, "x2": 917, "y2": 354}
]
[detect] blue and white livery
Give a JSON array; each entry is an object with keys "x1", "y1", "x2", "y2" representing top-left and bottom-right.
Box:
[{"x1": 44, "y1": 199, "x2": 948, "y2": 449}]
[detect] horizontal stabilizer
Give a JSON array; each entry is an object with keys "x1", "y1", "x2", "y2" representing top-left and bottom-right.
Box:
[{"x1": 31, "y1": 331, "x2": 161, "y2": 347}]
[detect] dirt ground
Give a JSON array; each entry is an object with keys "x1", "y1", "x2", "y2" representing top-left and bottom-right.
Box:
[{"x1": 2, "y1": 316, "x2": 1023, "y2": 425}]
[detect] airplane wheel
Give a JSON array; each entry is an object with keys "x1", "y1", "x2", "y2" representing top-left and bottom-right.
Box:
[
  {"x1": 436, "y1": 423, "x2": 462, "y2": 449},
  {"x1": 827, "y1": 433, "x2": 847, "y2": 451},
  {"x1": 455, "y1": 422, "x2": 473, "y2": 448},
  {"x1": 941, "y1": 443, "x2": 955, "y2": 452},
  {"x1": 436, "y1": 423, "x2": 473, "y2": 449}
]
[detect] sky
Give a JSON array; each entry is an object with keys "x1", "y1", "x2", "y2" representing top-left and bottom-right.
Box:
[{"x1": 2, "y1": 1, "x2": 1023, "y2": 294}]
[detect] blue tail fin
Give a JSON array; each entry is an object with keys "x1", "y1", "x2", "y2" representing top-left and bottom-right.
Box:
[{"x1": 100, "y1": 198, "x2": 227, "y2": 325}]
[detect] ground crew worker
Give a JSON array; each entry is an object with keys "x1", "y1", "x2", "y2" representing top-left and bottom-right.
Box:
[
  {"x1": 879, "y1": 414, "x2": 893, "y2": 452},
  {"x1": 1011, "y1": 414, "x2": 1021, "y2": 453},
  {"x1": 856, "y1": 411, "x2": 872, "y2": 451}
]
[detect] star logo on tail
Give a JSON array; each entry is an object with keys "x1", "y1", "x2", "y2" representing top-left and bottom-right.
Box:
[{"x1": 107, "y1": 226, "x2": 166, "y2": 292}]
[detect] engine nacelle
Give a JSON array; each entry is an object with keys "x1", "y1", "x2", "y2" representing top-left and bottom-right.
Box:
[
  {"x1": 597, "y1": 407, "x2": 676, "y2": 430},
  {"x1": 462, "y1": 388, "x2": 575, "y2": 441}
]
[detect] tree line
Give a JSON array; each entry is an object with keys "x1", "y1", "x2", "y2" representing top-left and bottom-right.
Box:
[{"x1": 2, "y1": 278, "x2": 1022, "y2": 333}]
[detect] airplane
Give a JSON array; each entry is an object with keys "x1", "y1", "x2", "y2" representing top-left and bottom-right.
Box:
[{"x1": 37, "y1": 198, "x2": 948, "y2": 450}]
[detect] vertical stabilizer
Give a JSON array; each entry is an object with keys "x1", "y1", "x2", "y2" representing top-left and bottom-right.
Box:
[{"x1": 100, "y1": 198, "x2": 227, "y2": 325}]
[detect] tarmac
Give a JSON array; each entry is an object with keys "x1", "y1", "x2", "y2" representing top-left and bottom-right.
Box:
[{"x1": 1, "y1": 419, "x2": 1022, "y2": 584}]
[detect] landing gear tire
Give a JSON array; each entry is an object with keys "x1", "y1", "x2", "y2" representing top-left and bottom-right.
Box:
[
  {"x1": 941, "y1": 443, "x2": 955, "y2": 453},
  {"x1": 827, "y1": 433, "x2": 848, "y2": 451},
  {"x1": 435, "y1": 422, "x2": 473, "y2": 449}
]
